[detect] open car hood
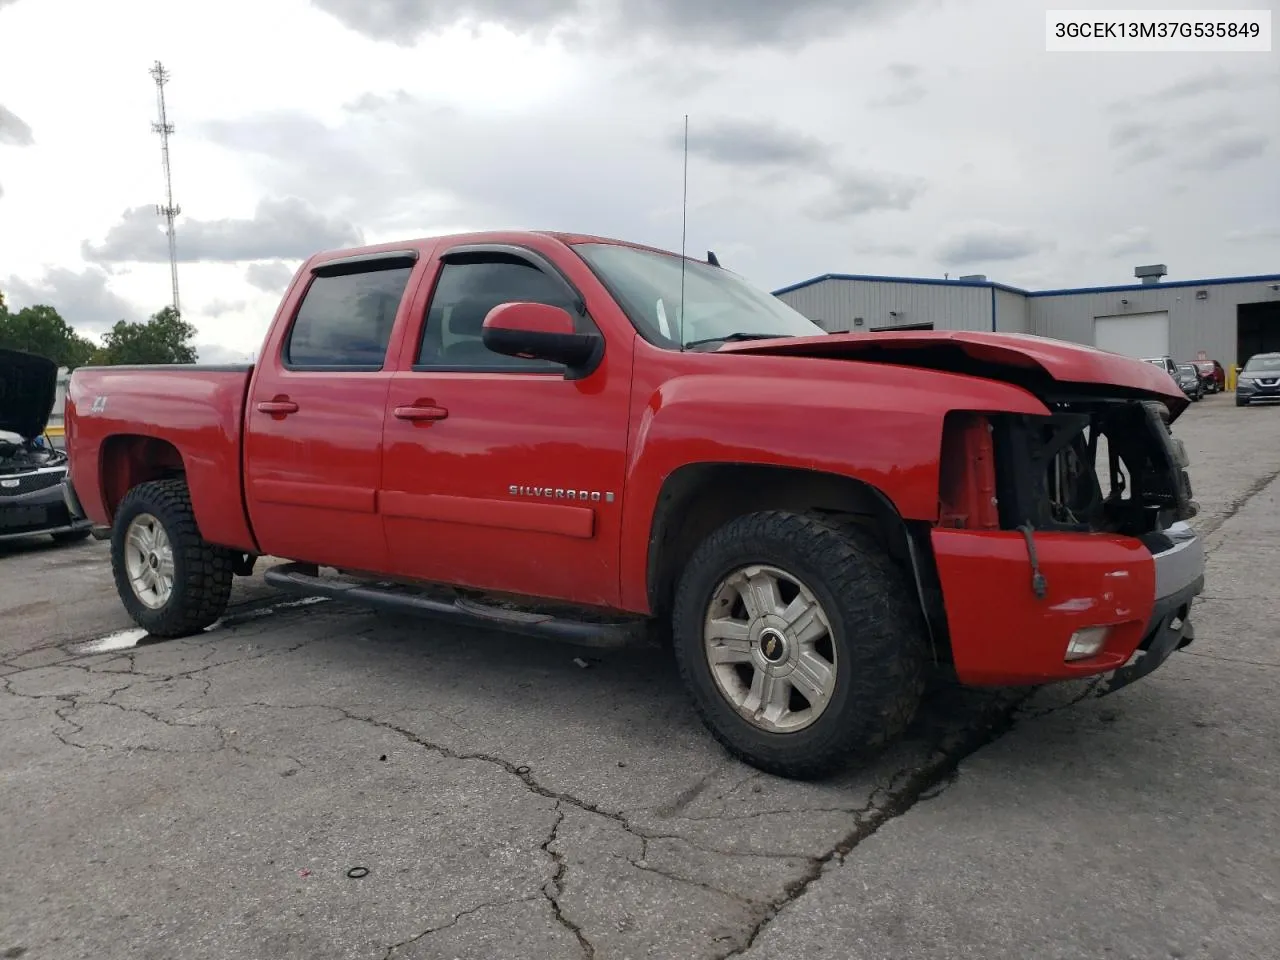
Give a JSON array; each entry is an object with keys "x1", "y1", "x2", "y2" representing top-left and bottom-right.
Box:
[
  {"x1": 0, "y1": 347, "x2": 58, "y2": 440},
  {"x1": 721, "y1": 330, "x2": 1189, "y2": 417}
]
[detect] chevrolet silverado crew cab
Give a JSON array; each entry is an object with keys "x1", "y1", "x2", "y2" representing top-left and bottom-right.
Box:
[{"x1": 64, "y1": 231, "x2": 1205, "y2": 779}]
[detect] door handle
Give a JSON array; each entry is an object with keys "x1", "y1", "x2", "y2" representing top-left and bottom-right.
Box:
[
  {"x1": 394, "y1": 404, "x2": 449, "y2": 422},
  {"x1": 257, "y1": 399, "x2": 299, "y2": 415}
]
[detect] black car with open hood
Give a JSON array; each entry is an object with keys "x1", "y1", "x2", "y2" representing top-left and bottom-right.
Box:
[
  {"x1": 0, "y1": 346, "x2": 59, "y2": 440},
  {"x1": 0, "y1": 347, "x2": 93, "y2": 544}
]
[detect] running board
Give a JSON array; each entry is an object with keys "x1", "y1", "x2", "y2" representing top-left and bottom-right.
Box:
[{"x1": 262, "y1": 562, "x2": 646, "y2": 649}]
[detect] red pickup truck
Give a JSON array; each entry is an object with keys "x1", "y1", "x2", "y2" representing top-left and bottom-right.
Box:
[{"x1": 64, "y1": 230, "x2": 1205, "y2": 779}]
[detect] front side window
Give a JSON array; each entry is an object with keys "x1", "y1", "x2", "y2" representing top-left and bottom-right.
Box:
[
  {"x1": 572, "y1": 241, "x2": 825, "y2": 349},
  {"x1": 284, "y1": 265, "x2": 412, "y2": 369},
  {"x1": 416, "y1": 256, "x2": 586, "y2": 369}
]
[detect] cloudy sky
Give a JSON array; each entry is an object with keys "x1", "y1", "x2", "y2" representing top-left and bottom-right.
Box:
[{"x1": 0, "y1": 0, "x2": 1276, "y2": 362}]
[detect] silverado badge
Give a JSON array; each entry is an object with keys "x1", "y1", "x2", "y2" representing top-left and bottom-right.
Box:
[{"x1": 509, "y1": 485, "x2": 615, "y2": 504}]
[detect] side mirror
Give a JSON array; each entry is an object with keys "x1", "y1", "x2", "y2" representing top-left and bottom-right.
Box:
[{"x1": 482, "y1": 302, "x2": 603, "y2": 378}]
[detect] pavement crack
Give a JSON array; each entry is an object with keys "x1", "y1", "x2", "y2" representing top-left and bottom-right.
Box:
[
  {"x1": 1183, "y1": 651, "x2": 1280, "y2": 669},
  {"x1": 541, "y1": 804, "x2": 595, "y2": 959},
  {"x1": 1017, "y1": 677, "x2": 1105, "y2": 722},
  {"x1": 1198, "y1": 465, "x2": 1280, "y2": 544},
  {"x1": 917, "y1": 769, "x2": 959, "y2": 802},
  {"x1": 330, "y1": 708, "x2": 826, "y2": 865},
  {"x1": 624, "y1": 853, "x2": 762, "y2": 909},
  {"x1": 716, "y1": 693, "x2": 1030, "y2": 959},
  {"x1": 51, "y1": 696, "x2": 88, "y2": 750},
  {"x1": 671, "y1": 804, "x2": 872, "y2": 825},
  {"x1": 653, "y1": 768, "x2": 722, "y2": 818},
  {"x1": 381, "y1": 896, "x2": 540, "y2": 960},
  {"x1": 336, "y1": 709, "x2": 630, "y2": 823}
]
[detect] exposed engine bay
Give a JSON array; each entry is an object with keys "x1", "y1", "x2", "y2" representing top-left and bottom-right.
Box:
[
  {"x1": 993, "y1": 398, "x2": 1197, "y2": 538},
  {"x1": 0, "y1": 433, "x2": 67, "y2": 476}
]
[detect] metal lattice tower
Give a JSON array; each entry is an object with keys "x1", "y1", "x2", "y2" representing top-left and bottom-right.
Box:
[{"x1": 150, "y1": 60, "x2": 181, "y2": 315}]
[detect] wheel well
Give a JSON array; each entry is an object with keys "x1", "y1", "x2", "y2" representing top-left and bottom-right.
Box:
[
  {"x1": 646, "y1": 462, "x2": 950, "y2": 662},
  {"x1": 100, "y1": 434, "x2": 186, "y2": 521}
]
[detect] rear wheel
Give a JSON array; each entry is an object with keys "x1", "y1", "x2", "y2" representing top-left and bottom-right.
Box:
[
  {"x1": 110, "y1": 479, "x2": 234, "y2": 637},
  {"x1": 671, "y1": 510, "x2": 928, "y2": 780}
]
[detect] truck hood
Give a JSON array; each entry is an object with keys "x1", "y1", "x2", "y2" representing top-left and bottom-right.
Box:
[
  {"x1": 0, "y1": 347, "x2": 58, "y2": 440},
  {"x1": 721, "y1": 330, "x2": 1189, "y2": 417}
]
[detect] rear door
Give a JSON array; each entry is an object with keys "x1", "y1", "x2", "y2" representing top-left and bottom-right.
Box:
[
  {"x1": 243, "y1": 250, "x2": 419, "y2": 572},
  {"x1": 380, "y1": 241, "x2": 634, "y2": 608}
]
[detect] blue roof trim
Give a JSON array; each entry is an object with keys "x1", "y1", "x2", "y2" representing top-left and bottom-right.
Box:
[
  {"x1": 773, "y1": 271, "x2": 1280, "y2": 299},
  {"x1": 1027, "y1": 274, "x2": 1280, "y2": 297}
]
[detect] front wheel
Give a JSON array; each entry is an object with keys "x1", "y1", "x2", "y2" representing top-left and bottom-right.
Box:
[
  {"x1": 110, "y1": 478, "x2": 234, "y2": 637},
  {"x1": 670, "y1": 511, "x2": 928, "y2": 780}
]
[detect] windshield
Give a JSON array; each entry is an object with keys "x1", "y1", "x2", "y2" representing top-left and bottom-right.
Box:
[
  {"x1": 571, "y1": 242, "x2": 825, "y2": 349},
  {"x1": 1243, "y1": 354, "x2": 1280, "y2": 373},
  {"x1": 1177, "y1": 364, "x2": 1196, "y2": 376}
]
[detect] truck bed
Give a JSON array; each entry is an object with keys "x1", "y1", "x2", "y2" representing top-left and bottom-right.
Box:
[{"x1": 66, "y1": 364, "x2": 259, "y2": 553}]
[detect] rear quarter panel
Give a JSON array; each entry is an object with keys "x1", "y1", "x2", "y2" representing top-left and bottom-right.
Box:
[{"x1": 67, "y1": 365, "x2": 257, "y2": 552}]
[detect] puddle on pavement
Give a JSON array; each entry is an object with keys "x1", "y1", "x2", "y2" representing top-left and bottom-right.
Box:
[
  {"x1": 69, "y1": 596, "x2": 333, "y2": 656},
  {"x1": 72, "y1": 628, "x2": 150, "y2": 655}
]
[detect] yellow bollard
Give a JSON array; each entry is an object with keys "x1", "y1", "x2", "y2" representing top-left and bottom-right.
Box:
[{"x1": 1227, "y1": 365, "x2": 1238, "y2": 391}]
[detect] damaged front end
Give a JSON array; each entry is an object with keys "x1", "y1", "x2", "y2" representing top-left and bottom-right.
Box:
[
  {"x1": 990, "y1": 397, "x2": 1197, "y2": 539},
  {"x1": 991, "y1": 396, "x2": 1202, "y2": 692},
  {"x1": 930, "y1": 393, "x2": 1204, "y2": 691}
]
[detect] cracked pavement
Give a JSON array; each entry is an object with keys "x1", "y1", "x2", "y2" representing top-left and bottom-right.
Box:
[{"x1": 2, "y1": 394, "x2": 1278, "y2": 959}]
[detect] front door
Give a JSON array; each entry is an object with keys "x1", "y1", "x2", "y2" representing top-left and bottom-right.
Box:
[
  {"x1": 243, "y1": 253, "x2": 418, "y2": 573},
  {"x1": 380, "y1": 244, "x2": 633, "y2": 609}
]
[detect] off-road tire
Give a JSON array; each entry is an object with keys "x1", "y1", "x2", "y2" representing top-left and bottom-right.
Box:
[
  {"x1": 110, "y1": 479, "x2": 234, "y2": 637},
  {"x1": 671, "y1": 510, "x2": 929, "y2": 780},
  {"x1": 51, "y1": 527, "x2": 92, "y2": 544}
]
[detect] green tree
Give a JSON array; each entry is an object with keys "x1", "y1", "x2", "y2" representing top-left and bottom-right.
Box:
[
  {"x1": 0, "y1": 302, "x2": 100, "y2": 369},
  {"x1": 98, "y1": 306, "x2": 198, "y2": 365}
]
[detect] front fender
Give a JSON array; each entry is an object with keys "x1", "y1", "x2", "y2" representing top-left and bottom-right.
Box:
[{"x1": 616, "y1": 364, "x2": 1049, "y2": 612}]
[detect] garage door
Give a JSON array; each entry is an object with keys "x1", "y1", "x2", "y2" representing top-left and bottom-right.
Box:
[{"x1": 1093, "y1": 311, "x2": 1170, "y2": 359}]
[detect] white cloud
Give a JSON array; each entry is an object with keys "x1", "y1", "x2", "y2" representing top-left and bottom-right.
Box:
[
  {"x1": 936, "y1": 221, "x2": 1054, "y2": 267},
  {"x1": 1104, "y1": 227, "x2": 1155, "y2": 258},
  {"x1": 3, "y1": 266, "x2": 144, "y2": 333},
  {"x1": 83, "y1": 197, "x2": 361, "y2": 264}
]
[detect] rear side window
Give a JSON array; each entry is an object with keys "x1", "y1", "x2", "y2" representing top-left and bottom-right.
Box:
[{"x1": 284, "y1": 265, "x2": 413, "y2": 369}]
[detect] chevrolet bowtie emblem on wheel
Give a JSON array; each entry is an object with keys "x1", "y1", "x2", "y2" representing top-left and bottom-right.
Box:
[{"x1": 509, "y1": 485, "x2": 615, "y2": 503}]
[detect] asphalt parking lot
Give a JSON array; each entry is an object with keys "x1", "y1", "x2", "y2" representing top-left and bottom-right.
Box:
[{"x1": 2, "y1": 393, "x2": 1278, "y2": 960}]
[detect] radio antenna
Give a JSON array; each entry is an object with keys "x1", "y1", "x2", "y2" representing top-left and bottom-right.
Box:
[
  {"x1": 150, "y1": 60, "x2": 182, "y2": 316},
  {"x1": 678, "y1": 114, "x2": 689, "y2": 351}
]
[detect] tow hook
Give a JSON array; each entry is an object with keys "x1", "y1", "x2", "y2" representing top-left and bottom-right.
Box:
[{"x1": 1017, "y1": 523, "x2": 1048, "y2": 599}]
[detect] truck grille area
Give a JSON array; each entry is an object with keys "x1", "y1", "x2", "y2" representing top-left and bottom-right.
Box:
[
  {"x1": 990, "y1": 398, "x2": 1196, "y2": 537},
  {"x1": 0, "y1": 468, "x2": 67, "y2": 498}
]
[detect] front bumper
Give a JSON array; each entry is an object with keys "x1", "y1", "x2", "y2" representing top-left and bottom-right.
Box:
[
  {"x1": 932, "y1": 520, "x2": 1204, "y2": 688},
  {"x1": 0, "y1": 474, "x2": 95, "y2": 543},
  {"x1": 1237, "y1": 379, "x2": 1280, "y2": 401}
]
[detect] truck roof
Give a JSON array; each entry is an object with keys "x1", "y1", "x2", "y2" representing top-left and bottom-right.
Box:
[{"x1": 303, "y1": 230, "x2": 691, "y2": 270}]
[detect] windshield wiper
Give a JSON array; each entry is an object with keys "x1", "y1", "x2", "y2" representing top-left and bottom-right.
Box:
[{"x1": 683, "y1": 332, "x2": 787, "y2": 349}]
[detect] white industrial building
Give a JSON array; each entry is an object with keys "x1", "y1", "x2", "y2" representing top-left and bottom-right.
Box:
[{"x1": 772, "y1": 264, "x2": 1280, "y2": 368}]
